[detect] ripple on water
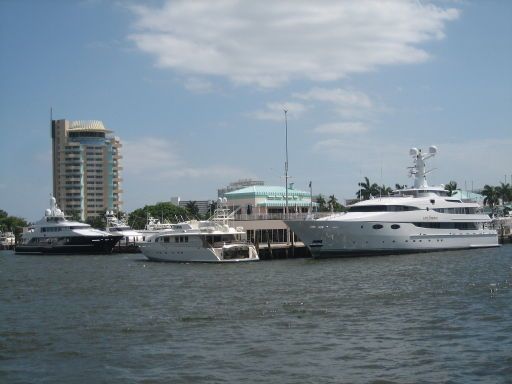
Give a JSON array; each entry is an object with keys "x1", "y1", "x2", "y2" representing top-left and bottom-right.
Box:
[{"x1": 1, "y1": 247, "x2": 512, "y2": 383}]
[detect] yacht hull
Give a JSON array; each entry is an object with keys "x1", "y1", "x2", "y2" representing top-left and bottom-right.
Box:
[
  {"x1": 140, "y1": 244, "x2": 259, "y2": 263},
  {"x1": 286, "y1": 220, "x2": 500, "y2": 258},
  {"x1": 15, "y1": 236, "x2": 123, "y2": 255}
]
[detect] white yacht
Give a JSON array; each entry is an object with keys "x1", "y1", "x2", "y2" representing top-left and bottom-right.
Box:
[
  {"x1": 286, "y1": 146, "x2": 499, "y2": 258},
  {"x1": 0, "y1": 231, "x2": 16, "y2": 249},
  {"x1": 105, "y1": 211, "x2": 144, "y2": 244},
  {"x1": 139, "y1": 207, "x2": 259, "y2": 263},
  {"x1": 15, "y1": 196, "x2": 122, "y2": 254}
]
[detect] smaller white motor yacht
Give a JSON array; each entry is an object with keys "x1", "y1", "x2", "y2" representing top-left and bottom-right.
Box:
[
  {"x1": 139, "y1": 208, "x2": 259, "y2": 263},
  {"x1": 16, "y1": 196, "x2": 122, "y2": 255}
]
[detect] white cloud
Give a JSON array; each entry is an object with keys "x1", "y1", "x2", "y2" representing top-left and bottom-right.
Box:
[
  {"x1": 312, "y1": 137, "x2": 512, "y2": 190},
  {"x1": 294, "y1": 88, "x2": 373, "y2": 109},
  {"x1": 294, "y1": 87, "x2": 376, "y2": 118},
  {"x1": 313, "y1": 122, "x2": 369, "y2": 134},
  {"x1": 123, "y1": 137, "x2": 245, "y2": 180},
  {"x1": 128, "y1": 0, "x2": 459, "y2": 88}
]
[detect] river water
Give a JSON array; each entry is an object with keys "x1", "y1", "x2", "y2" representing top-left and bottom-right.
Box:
[{"x1": 1, "y1": 246, "x2": 511, "y2": 383}]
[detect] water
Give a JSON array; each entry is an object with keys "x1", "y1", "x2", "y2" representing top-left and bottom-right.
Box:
[{"x1": 1, "y1": 246, "x2": 511, "y2": 384}]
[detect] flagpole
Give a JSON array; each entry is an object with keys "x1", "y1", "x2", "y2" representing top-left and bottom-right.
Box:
[{"x1": 284, "y1": 109, "x2": 289, "y2": 220}]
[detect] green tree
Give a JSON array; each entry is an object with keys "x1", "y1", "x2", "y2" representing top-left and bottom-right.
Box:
[
  {"x1": 316, "y1": 194, "x2": 327, "y2": 212},
  {"x1": 394, "y1": 184, "x2": 406, "y2": 190},
  {"x1": 356, "y1": 177, "x2": 379, "y2": 200},
  {"x1": 129, "y1": 202, "x2": 189, "y2": 230},
  {"x1": 185, "y1": 201, "x2": 200, "y2": 218},
  {"x1": 0, "y1": 211, "x2": 29, "y2": 243},
  {"x1": 496, "y1": 182, "x2": 512, "y2": 203},
  {"x1": 379, "y1": 185, "x2": 393, "y2": 196},
  {"x1": 328, "y1": 194, "x2": 345, "y2": 212},
  {"x1": 481, "y1": 185, "x2": 499, "y2": 214},
  {"x1": 444, "y1": 181, "x2": 458, "y2": 197},
  {"x1": 86, "y1": 215, "x2": 106, "y2": 229}
]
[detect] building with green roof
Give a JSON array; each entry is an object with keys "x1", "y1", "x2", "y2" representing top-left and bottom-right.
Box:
[{"x1": 225, "y1": 184, "x2": 318, "y2": 216}]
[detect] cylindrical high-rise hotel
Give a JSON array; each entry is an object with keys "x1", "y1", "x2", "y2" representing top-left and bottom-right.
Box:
[{"x1": 51, "y1": 119, "x2": 122, "y2": 221}]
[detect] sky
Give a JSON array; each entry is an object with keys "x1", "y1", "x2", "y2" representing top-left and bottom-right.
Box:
[{"x1": 0, "y1": 0, "x2": 511, "y2": 221}]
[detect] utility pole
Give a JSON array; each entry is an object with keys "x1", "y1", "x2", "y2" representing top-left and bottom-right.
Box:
[{"x1": 284, "y1": 109, "x2": 289, "y2": 220}]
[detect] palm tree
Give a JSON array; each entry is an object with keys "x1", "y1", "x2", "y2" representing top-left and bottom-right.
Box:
[
  {"x1": 481, "y1": 185, "x2": 499, "y2": 214},
  {"x1": 496, "y1": 182, "x2": 512, "y2": 203},
  {"x1": 316, "y1": 194, "x2": 327, "y2": 212},
  {"x1": 185, "y1": 201, "x2": 199, "y2": 217},
  {"x1": 444, "y1": 180, "x2": 458, "y2": 197},
  {"x1": 379, "y1": 185, "x2": 393, "y2": 196},
  {"x1": 328, "y1": 195, "x2": 338, "y2": 211},
  {"x1": 356, "y1": 177, "x2": 379, "y2": 200}
]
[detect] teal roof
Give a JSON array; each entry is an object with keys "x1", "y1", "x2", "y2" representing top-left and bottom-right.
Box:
[
  {"x1": 451, "y1": 190, "x2": 484, "y2": 202},
  {"x1": 225, "y1": 185, "x2": 310, "y2": 198}
]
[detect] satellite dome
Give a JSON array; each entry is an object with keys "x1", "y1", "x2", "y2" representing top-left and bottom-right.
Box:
[
  {"x1": 429, "y1": 145, "x2": 438, "y2": 154},
  {"x1": 409, "y1": 148, "x2": 419, "y2": 156}
]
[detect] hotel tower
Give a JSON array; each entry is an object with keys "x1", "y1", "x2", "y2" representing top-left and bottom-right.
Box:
[{"x1": 51, "y1": 119, "x2": 123, "y2": 221}]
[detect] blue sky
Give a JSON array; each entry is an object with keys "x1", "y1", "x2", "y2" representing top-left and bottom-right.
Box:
[{"x1": 1, "y1": 0, "x2": 511, "y2": 221}]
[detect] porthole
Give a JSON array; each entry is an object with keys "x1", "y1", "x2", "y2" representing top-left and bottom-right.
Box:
[
  {"x1": 372, "y1": 224, "x2": 383, "y2": 229},
  {"x1": 391, "y1": 224, "x2": 400, "y2": 230}
]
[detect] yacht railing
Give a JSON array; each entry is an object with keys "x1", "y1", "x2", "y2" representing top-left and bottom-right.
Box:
[{"x1": 233, "y1": 212, "x2": 333, "y2": 221}]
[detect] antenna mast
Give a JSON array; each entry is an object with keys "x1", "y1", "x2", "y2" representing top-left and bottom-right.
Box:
[{"x1": 284, "y1": 109, "x2": 289, "y2": 219}]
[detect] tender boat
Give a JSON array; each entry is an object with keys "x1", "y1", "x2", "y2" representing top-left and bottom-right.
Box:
[
  {"x1": 15, "y1": 196, "x2": 122, "y2": 254},
  {"x1": 139, "y1": 207, "x2": 259, "y2": 263},
  {"x1": 286, "y1": 146, "x2": 499, "y2": 258}
]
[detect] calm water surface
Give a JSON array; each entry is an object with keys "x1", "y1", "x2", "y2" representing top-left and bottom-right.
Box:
[{"x1": 1, "y1": 246, "x2": 511, "y2": 383}]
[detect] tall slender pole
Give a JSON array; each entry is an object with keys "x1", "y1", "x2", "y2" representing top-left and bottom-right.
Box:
[{"x1": 284, "y1": 109, "x2": 289, "y2": 220}]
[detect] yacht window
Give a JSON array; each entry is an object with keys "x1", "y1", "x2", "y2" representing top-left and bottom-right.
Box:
[
  {"x1": 372, "y1": 224, "x2": 383, "y2": 229},
  {"x1": 175, "y1": 237, "x2": 179, "y2": 243},
  {"x1": 185, "y1": 236, "x2": 188, "y2": 243},
  {"x1": 164, "y1": 236, "x2": 170, "y2": 243},
  {"x1": 391, "y1": 224, "x2": 400, "y2": 229},
  {"x1": 433, "y1": 207, "x2": 477, "y2": 214},
  {"x1": 413, "y1": 222, "x2": 478, "y2": 230}
]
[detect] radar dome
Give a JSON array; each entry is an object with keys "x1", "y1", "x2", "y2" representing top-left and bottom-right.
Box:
[
  {"x1": 429, "y1": 145, "x2": 438, "y2": 154},
  {"x1": 409, "y1": 148, "x2": 419, "y2": 156},
  {"x1": 45, "y1": 209, "x2": 51, "y2": 216}
]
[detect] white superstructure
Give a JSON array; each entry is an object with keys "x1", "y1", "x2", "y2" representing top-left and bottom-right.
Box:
[
  {"x1": 139, "y1": 207, "x2": 259, "y2": 263},
  {"x1": 105, "y1": 211, "x2": 144, "y2": 244},
  {"x1": 286, "y1": 146, "x2": 499, "y2": 258}
]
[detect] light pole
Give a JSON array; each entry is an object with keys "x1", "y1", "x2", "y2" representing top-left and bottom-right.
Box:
[{"x1": 284, "y1": 109, "x2": 289, "y2": 220}]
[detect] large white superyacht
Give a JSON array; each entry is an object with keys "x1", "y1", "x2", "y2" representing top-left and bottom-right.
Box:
[{"x1": 286, "y1": 146, "x2": 499, "y2": 258}]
